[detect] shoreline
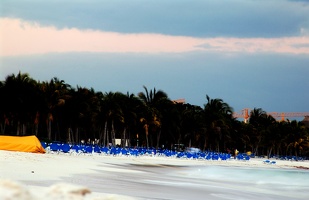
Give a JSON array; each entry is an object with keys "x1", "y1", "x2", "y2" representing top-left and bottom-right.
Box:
[
  {"x1": 1, "y1": 150, "x2": 309, "y2": 199},
  {"x1": 1, "y1": 149, "x2": 309, "y2": 169}
]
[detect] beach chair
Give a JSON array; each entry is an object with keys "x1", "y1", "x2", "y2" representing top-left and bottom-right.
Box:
[
  {"x1": 121, "y1": 148, "x2": 128, "y2": 156},
  {"x1": 93, "y1": 146, "x2": 101, "y2": 154},
  {"x1": 40, "y1": 142, "x2": 47, "y2": 149},
  {"x1": 186, "y1": 153, "x2": 192, "y2": 159},
  {"x1": 220, "y1": 154, "x2": 227, "y2": 161},
  {"x1": 192, "y1": 153, "x2": 199, "y2": 159},
  {"x1": 146, "y1": 149, "x2": 153, "y2": 155},
  {"x1": 138, "y1": 148, "x2": 146, "y2": 155},
  {"x1": 164, "y1": 150, "x2": 172, "y2": 157},
  {"x1": 71, "y1": 145, "x2": 82, "y2": 155},
  {"x1": 129, "y1": 149, "x2": 138, "y2": 157},
  {"x1": 236, "y1": 154, "x2": 244, "y2": 160},
  {"x1": 50, "y1": 143, "x2": 60, "y2": 153},
  {"x1": 263, "y1": 160, "x2": 270, "y2": 164},
  {"x1": 212, "y1": 154, "x2": 219, "y2": 161},
  {"x1": 176, "y1": 152, "x2": 185, "y2": 158},
  {"x1": 84, "y1": 145, "x2": 93, "y2": 154},
  {"x1": 110, "y1": 147, "x2": 121, "y2": 156},
  {"x1": 199, "y1": 153, "x2": 206, "y2": 159},
  {"x1": 60, "y1": 144, "x2": 71, "y2": 153},
  {"x1": 101, "y1": 147, "x2": 109, "y2": 155},
  {"x1": 206, "y1": 154, "x2": 212, "y2": 160}
]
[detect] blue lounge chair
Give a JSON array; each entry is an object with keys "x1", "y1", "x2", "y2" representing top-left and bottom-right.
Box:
[
  {"x1": 212, "y1": 154, "x2": 219, "y2": 160},
  {"x1": 263, "y1": 160, "x2": 270, "y2": 164},
  {"x1": 186, "y1": 153, "x2": 192, "y2": 159},
  {"x1": 40, "y1": 142, "x2": 47, "y2": 149},
  {"x1": 84, "y1": 145, "x2": 93, "y2": 154},
  {"x1": 121, "y1": 148, "x2": 128, "y2": 156},
  {"x1": 50, "y1": 143, "x2": 60, "y2": 153},
  {"x1": 129, "y1": 149, "x2": 138, "y2": 156},
  {"x1": 101, "y1": 147, "x2": 109, "y2": 154},
  {"x1": 71, "y1": 145, "x2": 81, "y2": 154},
  {"x1": 60, "y1": 144, "x2": 71, "y2": 153},
  {"x1": 93, "y1": 146, "x2": 101, "y2": 153}
]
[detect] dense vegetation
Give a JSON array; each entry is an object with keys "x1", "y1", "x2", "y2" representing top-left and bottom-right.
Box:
[{"x1": 1, "y1": 72, "x2": 308, "y2": 157}]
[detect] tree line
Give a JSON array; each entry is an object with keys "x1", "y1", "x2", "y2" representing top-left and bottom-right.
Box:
[{"x1": 0, "y1": 72, "x2": 308, "y2": 157}]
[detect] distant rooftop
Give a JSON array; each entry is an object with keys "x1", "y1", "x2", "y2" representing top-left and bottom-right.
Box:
[
  {"x1": 173, "y1": 98, "x2": 186, "y2": 104},
  {"x1": 302, "y1": 116, "x2": 309, "y2": 128}
]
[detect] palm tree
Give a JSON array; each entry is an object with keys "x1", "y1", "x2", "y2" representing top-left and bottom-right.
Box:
[
  {"x1": 286, "y1": 120, "x2": 309, "y2": 158},
  {"x1": 0, "y1": 80, "x2": 8, "y2": 134},
  {"x1": 249, "y1": 108, "x2": 266, "y2": 155},
  {"x1": 100, "y1": 92, "x2": 124, "y2": 146},
  {"x1": 158, "y1": 101, "x2": 185, "y2": 149},
  {"x1": 1, "y1": 72, "x2": 39, "y2": 136},
  {"x1": 236, "y1": 122, "x2": 254, "y2": 153},
  {"x1": 249, "y1": 108, "x2": 277, "y2": 156},
  {"x1": 40, "y1": 77, "x2": 71, "y2": 140},
  {"x1": 119, "y1": 92, "x2": 141, "y2": 147},
  {"x1": 204, "y1": 95, "x2": 234, "y2": 152},
  {"x1": 261, "y1": 115, "x2": 277, "y2": 158},
  {"x1": 179, "y1": 103, "x2": 204, "y2": 149},
  {"x1": 57, "y1": 86, "x2": 102, "y2": 144},
  {"x1": 138, "y1": 86, "x2": 169, "y2": 148},
  {"x1": 272, "y1": 121, "x2": 290, "y2": 156}
]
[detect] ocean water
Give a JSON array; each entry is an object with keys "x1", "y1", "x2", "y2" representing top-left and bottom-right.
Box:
[
  {"x1": 19, "y1": 158, "x2": 307, "y2": 200},
  {"x1": 182, "y1": 165, "x2": 309, "y2": 199},
  {"x1": 188, "y1": 165, "x2": 309, "y2": 185}
]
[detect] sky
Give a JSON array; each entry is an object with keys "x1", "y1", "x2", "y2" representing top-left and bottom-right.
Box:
[{"x1": 0, "y1": 0, "x2": 309, "y2": 119}]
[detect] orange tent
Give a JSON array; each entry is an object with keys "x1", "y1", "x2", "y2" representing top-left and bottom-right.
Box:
[{"x1": 0, "y1": 135, "x2": 46, "y2": 153}]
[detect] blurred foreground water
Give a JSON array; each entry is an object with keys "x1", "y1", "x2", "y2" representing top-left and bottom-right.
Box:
[
  {"x1": 68, "y1": 162, "x2": 309, "y2": 200},
  {"x1": 183, "y1": 166, "x2": 309, "y2": 199}
]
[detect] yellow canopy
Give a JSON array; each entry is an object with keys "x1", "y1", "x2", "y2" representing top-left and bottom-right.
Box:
[{"x1": 0, "y1": 135, "x2": 46, "y2": 153}]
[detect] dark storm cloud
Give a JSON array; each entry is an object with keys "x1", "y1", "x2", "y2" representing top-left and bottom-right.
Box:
[{"x1": 1, "y1": 0, "x2": 309, "y2": 37}]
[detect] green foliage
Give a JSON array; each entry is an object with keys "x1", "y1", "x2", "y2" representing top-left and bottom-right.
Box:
[{"x1": 0, "y1": 72, "x2": 308, "y2": 156}]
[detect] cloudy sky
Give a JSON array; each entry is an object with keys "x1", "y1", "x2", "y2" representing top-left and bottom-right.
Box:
[{"x1": 0, "y1": 0, "x2": 309, "y2": 117}]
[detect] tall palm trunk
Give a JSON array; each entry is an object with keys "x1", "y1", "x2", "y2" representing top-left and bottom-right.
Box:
[
  {"x1": 1, "y1": 115, "x2": 8, "y2": 134},
  {"x1": 106, "y1": 129, "x2": 109, "y2": 147},
  {"x1": 122, "y1": 128, "x2": 126, "y2": 147},
  {"x1": 111, "y1": 120, "x2": 116, "y2": 146},
  {"x1": 34, "y1": 123, "x2": 38, "y2": 136},
  {"x1": 17, "y1": 121, "x2": 20, "y2": 135},
  {"x1": 103, "y1": 121, "x2": 107, "y2": 146},
  {"x1": 47, "y1": 113, "x2": 52, "y2": 140},
  {"x1": 75, "y1": 127, "x2": 79, "y2": 144},
  {"x1": 203, "y1": 136, "x2": 207, "y2": 151},
  {"x1": 22, "y1": 123, "x2": 26, "y2": 135},
  {"x1": 127, "y1": 129, "x2": 131, "y2": 147},
  {"x1": 253, "y1": 133, "x2": 262, "y2": 155},
  {"x1": 156, "y1": 129, "x2": 161, "y2": 149},
  {"x1": 144, "y1": 124, "x2": 149, "y2": 148},
  {"x1": 267, "y1": 147, "x2": 273, "y2": 159},
  {"x1": 67, "y1": 127, "x2": 71, "y2": 143},
  {"x1": 98, "y1": 126, "x2": 103, "y2": 146},
  {"x1": 0, "y1": 122, "x2": 5, "y2": 133},
  {"x1": 177, "y1": 137, "x2": 181, "y2": 147},
  {"x1": 34, "y1": 112, "x2": 39, "y2": 136}
]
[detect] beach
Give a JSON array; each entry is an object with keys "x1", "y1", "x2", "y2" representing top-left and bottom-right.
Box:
[{"x1": 1, "y1": 150, "x2": 309, "y2": 200}]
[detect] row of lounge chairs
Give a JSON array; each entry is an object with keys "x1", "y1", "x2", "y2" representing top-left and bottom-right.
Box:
[{"x1": 41, "y1": 142, "x2": 237, "y2": 161}]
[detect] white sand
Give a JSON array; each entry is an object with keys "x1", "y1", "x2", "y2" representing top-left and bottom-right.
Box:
[{"x1": 1, "y1": 150, "x2": 309, "y2": 199}]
